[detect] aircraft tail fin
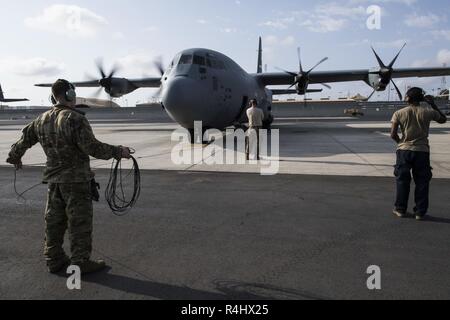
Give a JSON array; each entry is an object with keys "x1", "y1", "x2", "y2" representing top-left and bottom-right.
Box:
[
  {"x1": 257, "y1": 37, "x2": 263, "y2": 74},
  {"x1": 0, "y1": 84, "x2": 4, "y2": 100}
]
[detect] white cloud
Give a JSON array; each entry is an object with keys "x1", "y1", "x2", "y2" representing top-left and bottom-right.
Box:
[
  {"x1": 431, "y1": 30, "x2": 450, "y2": 41},
  {"x1": 437, "y1": 50, "x2": 450, "y2": 65},
  {"x1": 117, "y1": 53, "x2": 159, "y2": 75},
  {"x1": 373, "y1": 39, "x2": 408, "y2": 48},
  {"x1": 25, "y1": 4, "x2": 107, "y2": 38},
  {"x1": 196, "y1": 19, "x2": 208, "y2": 24},
  {"x1": 281, "y1": 36, "x2": 296, "y2": 46},
  {"x1": 221, "y1": 27, "x2": 238, "y2": 33},
  {"x1": 411, "y1": 59, "x2": 432, "y2": 68},
  {"x1": 260, "y1": 17, "x2": 295, "y2": 30},
  {"x1": 264, "y1": 35, "x2": 296, "y2": 47},
  {"x1": 0, "y1": 57, "x2": 65, "y2": 76},
  {"x1": 315, "y1": 3, "x2": 366, "y2": 18},
  {"x1": 404, "y1": 13, "x2": 441, "y2": 28},
  {"x1": 349, "y1": 0, "x2": 417, "y2": 5},
  {"x1": 303, "y1": 17, "x2": 347, "y2": 33},
  {"x1": 262, "y1": 2, "x2": 367, "y2": 33}
]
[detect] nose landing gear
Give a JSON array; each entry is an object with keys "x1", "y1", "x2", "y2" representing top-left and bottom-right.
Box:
[{"x1": 263, "y1": 114, "x2": 274, "y2": 130}]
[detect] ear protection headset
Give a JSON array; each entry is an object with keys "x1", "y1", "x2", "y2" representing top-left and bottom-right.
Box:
[
  {"x1": 406, "y1": 87, "x2": 426, "y2": 102},
  {"x1": 51, "y1": 79, "x2": 76, "y2": 105}
]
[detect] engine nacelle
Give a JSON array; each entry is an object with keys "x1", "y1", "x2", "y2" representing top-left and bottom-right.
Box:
[
  {"x1": 366, "y1": 68, "x2": 390, "y2": 92},
  {"x1": 295, "y1": 76, "x2": 309, "y2": 95},
  {"x1": 104, "y1": 78, "x2": 138, "y2": 98}
]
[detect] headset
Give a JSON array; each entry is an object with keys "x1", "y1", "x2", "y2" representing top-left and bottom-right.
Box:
[
  {"x1": 50, "y1": 79, "x2": 77, "y2": 105},
  {"x1": 406, "y1": 87, "x2": 426, "y2": 102}
]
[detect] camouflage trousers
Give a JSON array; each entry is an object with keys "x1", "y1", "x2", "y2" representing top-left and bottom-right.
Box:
[{"x1": 44, "y1": 182, "x2": 93, "y2": 267}]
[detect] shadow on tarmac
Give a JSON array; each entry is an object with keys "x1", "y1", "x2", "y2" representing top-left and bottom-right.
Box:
[
  {"x1": 402, "y1": 214, "x2": 450, "y2": 224},
  {"x1": 79, "y1": 268, "x2": 326, "y2": 300},
  {"x1": 420, "y1": 216, "x2": 450, "y2": 224}
]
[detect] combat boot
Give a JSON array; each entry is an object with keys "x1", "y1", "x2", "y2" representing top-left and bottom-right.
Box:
[
  {"x1": 48, "y1": 256, "x2": 71, "y2": 274},
  {"x1": 76, "y1": 259, "x2": 107, "y2": 274}
]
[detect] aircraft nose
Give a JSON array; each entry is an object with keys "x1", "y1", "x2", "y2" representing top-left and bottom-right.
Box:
[{"x1": 162, "y1": 76, "x2": 206, "y2": 129}]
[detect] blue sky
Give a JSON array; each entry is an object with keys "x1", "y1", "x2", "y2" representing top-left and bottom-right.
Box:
[{"x1": 0, "y1": 0, "x2": 449, "y2": 105}]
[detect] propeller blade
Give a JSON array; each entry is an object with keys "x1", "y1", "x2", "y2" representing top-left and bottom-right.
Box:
[
  {"x1": 95, "y1": 58, "x2": 106, "y2": 79},
  {"x1": 275, "y1": 67, "x2": 298, "y2": 77},
  {"x1": 320, "y1": 83, "x2": 332, "y2": 90},
  {"x1": 287, "y1": 80, "x2": 299, "y2": 90},
  {"x1": 306, "y1": 57, "x2": 328, "y2": 74},
  {"x1": 388, "y1": 43, "x2": 407, "y2": 69},
  {"x1": 366, "y1": 90, "x2": 376, "y2": 101},
  {"x1": 84, "y1": 73, "x2": 98, "y2": 81},
  {"x1": 92, "y1": 87, "x2": 103, "y2": 99},
  {"x1": 154, "y1": 59, "x2": 165, "y2": 76},
  {"x1": 371, "y1": 47, "x2": 386, "y2": 69},
  {"x1": 391, "y1": 80, "x2": 403, "y2": 101},
  {"x1": 297, "y1": 47, "x2": 303, "y2": 74},
  {"x1": 107, "y1": 64, "x2": 120, "y2": 79}
]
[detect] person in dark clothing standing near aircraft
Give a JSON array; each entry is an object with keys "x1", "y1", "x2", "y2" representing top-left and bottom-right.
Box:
[{"x1": 391, "y1": 87, "x2": 447, "y2": 220}]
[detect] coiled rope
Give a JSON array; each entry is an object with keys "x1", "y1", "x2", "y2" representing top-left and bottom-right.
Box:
[{"x1": 105, "y1": 155, "x2": 141, "y2": 216}]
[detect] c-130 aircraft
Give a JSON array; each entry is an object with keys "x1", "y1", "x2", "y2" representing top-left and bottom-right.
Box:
[
  {"x1": 0, "y1": 84, "x2": 29, "y2": 103},
  {"x1": 36, "y1": 37, "x2": 450, "y2": 134}
]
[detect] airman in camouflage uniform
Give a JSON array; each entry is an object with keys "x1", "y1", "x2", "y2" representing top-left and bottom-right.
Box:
[{"x1": 6, "y1": 79, "x2": 131, "y2": 274}]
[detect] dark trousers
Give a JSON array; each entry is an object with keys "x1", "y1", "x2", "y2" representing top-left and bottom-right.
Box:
[{"x1": 394, "y1": 150, "x2": 433, "y2": 216}]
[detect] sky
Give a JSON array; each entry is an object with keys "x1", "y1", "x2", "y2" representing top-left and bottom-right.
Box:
[{"x1": 0, "y1": 0, "x2": 449, "y2": 106}]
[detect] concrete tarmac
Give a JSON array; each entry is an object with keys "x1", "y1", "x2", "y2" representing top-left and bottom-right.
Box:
[
  {"x1": 1, "y1": 168, "x2": 450, "y2": 300},
  {"x1": 1, "y1": 118, "x2": 449, "y2": 178},
  {"x1": 0, "y1": 106, "x2": 449, "y2": 300}
]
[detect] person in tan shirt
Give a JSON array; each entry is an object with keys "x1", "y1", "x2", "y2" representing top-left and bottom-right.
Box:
[
  {"x1": 246, "y1": 99, "x2": 265, "y2": 160},
  {"x1": 391, "y1": 87, "x2": 447, "y2": 220}
]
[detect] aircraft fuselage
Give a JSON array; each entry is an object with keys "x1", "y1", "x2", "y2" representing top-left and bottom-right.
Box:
[{"x1": 160, "y1": 48, "x2": 272, "y2": 130}]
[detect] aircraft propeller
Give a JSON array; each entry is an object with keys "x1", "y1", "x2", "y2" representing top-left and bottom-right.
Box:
[
  {"x1": 85, "y1": 57, "x2": 165, "y2": 101},
  {"x1": 277, "y1": 47, "x2": 331, "y2": 107},
  {"x1": 152, "y1": 57, "x2": 165, "y2": 99},
  {"x1": 367, "y1": 43, "x2": 406, "y2": 101},
  {"x1": 85, "y1": 58, "x2": 121, "y2": 98}
]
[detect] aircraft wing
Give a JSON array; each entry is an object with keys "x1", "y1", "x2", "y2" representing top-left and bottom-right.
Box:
[
  {"x1": 127, "y1": 77, "x2": 161, "y2": 88},
  {"x1": 1, "y1": 98, "x2": 29, "y2": 102},
  {"x1": 271, "y1": 89, "x2": 322, "y2": 95},
  {"x1": 35, "y1": 77, "x2": 161, "y2": 88},
  {"x1": 35, "y1": 80, "x2": 100, "y2": 88},
  {"x1": 254, "y1": 67, "x2": 450, "y2": 86}
]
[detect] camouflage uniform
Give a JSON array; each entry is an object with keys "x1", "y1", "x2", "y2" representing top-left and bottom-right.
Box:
[{"x1": 7, "y1": 105, "x2": 121, "y2": 268}]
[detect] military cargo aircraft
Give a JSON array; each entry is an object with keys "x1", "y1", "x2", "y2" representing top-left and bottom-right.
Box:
[
  {"x1": 0, "y1": 84, "x2": 29, "y2": 103},
  {"x1": 36, "y1": 38, "x2": 450, "y2": 133}
]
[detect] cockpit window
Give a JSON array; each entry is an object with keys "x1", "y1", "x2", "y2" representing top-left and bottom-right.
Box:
[
  {"x1": 193, "y1": 55, "x2": 205, "y2": 66},
  {"x1": 213, "y1": 60, "x2": 226, "y2": 70},
  {"x1": 179, "y1": 54, "x2": 193, "y2": 65},
  {"x1": 178, "y1": 53, "x2": 226, "y2": 70},
  {"x1": 206, "y1": 56, "x2": 226, "y2": 70}
]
